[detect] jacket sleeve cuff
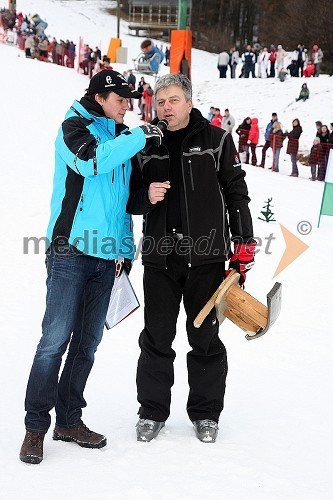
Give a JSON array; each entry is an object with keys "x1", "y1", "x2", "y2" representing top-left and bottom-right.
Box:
[{"x1": 143, "y1": 189, "x2": 155, "y2": 210}]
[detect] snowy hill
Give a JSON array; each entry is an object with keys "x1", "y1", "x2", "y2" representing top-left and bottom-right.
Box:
[{"x1": 1, "y1": 1, "x2": 333, "y2": 499}]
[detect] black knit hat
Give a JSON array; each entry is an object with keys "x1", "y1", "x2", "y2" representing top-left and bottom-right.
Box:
[{"x1": 86, "y1": 70, "x2": 141, "y2": 98}]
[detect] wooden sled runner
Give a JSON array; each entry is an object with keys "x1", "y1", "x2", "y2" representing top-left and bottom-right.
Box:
[{"x1": 193, "y1": 270, "x2": 282, "y2": 340}]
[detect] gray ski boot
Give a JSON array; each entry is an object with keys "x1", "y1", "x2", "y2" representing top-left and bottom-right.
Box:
[
  {"x1": 136, "y1": 419, "x2": 165, "y2": 442},
  {"x1": 193, "y1": 419, "x2": 219, "y2": 443}
]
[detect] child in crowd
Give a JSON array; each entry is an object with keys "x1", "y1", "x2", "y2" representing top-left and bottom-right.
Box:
[
  {"x1": 211, "y1": 108, "x2": 223, "y2": 128},
  {"x1": 278, "y1": 67, "x2": 288, "y2": 82},
  {"x1": 308, "y1": 137, "x2": 320, "y2": 181},
  {"x1": 295, "y1": 83, "x2": 309, "y2": 102},
  {"x1": 287, "y1": 60, "x2": 298, "y2": 77},
  {"x1": 303, "y1": 60, "x2": 315, "y2": 77}
]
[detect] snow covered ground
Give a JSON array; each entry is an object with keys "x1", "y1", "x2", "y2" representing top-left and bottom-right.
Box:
[{"x1": 1, "y1": 1, "x2": 333, "y2": 499}]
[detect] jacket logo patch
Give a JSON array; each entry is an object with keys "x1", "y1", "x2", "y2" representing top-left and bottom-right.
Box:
[
  {"x1": 233, "y1": 154, "x2": 241, "y2": 167},
  {"x1": 189, "y1": 146, "x2": 201, "y2": 152}
]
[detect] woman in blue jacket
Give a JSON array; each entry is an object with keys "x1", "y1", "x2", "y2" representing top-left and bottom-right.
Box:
[{"x1": 20, "y1": 70, "x2": 163, "y2": 464}]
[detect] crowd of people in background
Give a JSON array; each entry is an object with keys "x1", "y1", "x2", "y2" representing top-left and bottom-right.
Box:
[
  {"x1": 209, "y1": 107, "x2": 333, "y2": 181},
  {"x1": 1, "y1": 8, "x2": 332, "y2": 182},
  {"x1": 0, "y1": 7, "x2": 163, "y2": 124},
  {"x1": 217, "y1": 43, "x2": 328, "y2": 80},
  {"x1": 0, "y1": 7, "x2": 171, "y2": 74},
  {"x1": 0, "y1": 8, "x2": 78, "y2": 67},
  {"x1": 0, "y1": 8, "x2": 170, "y2": 73}
]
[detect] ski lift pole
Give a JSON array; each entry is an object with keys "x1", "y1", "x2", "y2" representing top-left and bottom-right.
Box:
[
  {"x1": 8, "y1": 0, "x2": 16, "y2": 12},
  {"x1": 178, "y1": 0, "x2": 188, "y2": 30},
  {"x1": 117, "y1": 0, "x2": 120, "y2": 38}
]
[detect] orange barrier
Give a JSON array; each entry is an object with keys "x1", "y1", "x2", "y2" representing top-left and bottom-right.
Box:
[
  {"x1": 170, "y1": 30, "x2": 192, "y2": 80},
  {"x1": 107, "y1": 38, "x2": 121, "y2": 63}
]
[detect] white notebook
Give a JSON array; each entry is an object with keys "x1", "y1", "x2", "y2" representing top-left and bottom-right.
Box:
[{"x1": 105, "y1": 271, "x2": 140, "y2": 330}]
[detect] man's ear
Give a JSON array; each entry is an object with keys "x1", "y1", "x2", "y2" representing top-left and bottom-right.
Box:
[{"x1": 95, "y1": 94, "x2": 103, "y2": 105}]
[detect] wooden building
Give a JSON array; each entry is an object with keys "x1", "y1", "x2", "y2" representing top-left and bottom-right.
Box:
[{"x1": 128, "y1": 0, "x2": 191, "y2": 39}]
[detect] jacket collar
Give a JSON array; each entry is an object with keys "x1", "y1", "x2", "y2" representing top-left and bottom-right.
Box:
[
  {"x1": 151, "y1": 107, "x2": 207, "y2": 135},
  {"x1": 68, "y1": 99, "x2": 128, "y2": 137}
]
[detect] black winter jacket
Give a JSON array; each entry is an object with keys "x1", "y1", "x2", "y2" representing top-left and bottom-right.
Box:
[{"x1": 127, "y1": 108, "x2": 253, "y2": 269}]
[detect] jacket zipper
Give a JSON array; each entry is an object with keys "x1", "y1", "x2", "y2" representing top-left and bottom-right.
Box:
[
  {"x1": 73, "y1": 142, "x2": 87, "y2": 175},
  {"x1": 122, "y1": 164, "x2": 125, "y2": 185},
  {"x1": 181, "y1": 152, "x2": 192, "y2": 267},
  {"x1": 218, "y1": 184, "x2": 226, "y2": 245},
  {"x1": 179, "y1": 125, "x2": 205, "y2": 268},
  {"x1": 93, "y1": 146, "x2": 97, "y2": 175},
  {"x1": 73, "y1": 194, "x2": 84, "y2": 247},
  {"x1": 237, "y1": 209, "x2": 243, "y2": 236},
  {"x1": 188, "y1": 159, "x2": 194, "y2": 191}
]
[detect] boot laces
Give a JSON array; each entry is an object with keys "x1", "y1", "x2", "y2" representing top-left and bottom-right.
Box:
[
  {"x1": 28, "y1": 432, "x2": 43, "y2": 448},
  {"x1": 77, "y1": 422, "x2": 93, "y2": 436}
]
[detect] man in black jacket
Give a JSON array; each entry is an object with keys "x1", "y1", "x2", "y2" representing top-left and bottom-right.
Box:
[
  {"x1": 127, "y1": 74, "x2": 255, "y2": 443},
  {"x1": 127, "y1": 69, "x2": 136, "y2": 111}
]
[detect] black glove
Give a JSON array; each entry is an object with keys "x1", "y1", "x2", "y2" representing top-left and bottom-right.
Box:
[{"x1": 139, "y1": 124, "x2": 163, "y2": 147}]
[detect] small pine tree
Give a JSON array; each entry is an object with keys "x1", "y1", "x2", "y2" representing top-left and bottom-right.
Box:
[{"x1": 258, "y1": 197, "x2": 276, "y2": 222}]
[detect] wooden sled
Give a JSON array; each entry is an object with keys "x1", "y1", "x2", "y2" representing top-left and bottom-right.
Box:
[{"x1": 193, "y1": 270, "x2": 282, "y2": 340}]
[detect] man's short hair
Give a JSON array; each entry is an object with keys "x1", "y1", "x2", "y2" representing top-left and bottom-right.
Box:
[
  {"x1": 272, "y1": 112, "x2": 277, "y2": 117},
  {"x1": 215, "y1": 108, "x2": 220, "y2": 112},
  {"x1": 154, "y1": 74, "x2": 192, "y2": 101}
]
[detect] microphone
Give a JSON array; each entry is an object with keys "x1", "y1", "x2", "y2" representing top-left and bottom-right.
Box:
[
  {"x1": 156, "y1": 119, "x2": 168, "y2": 134},
  {"x1": 140, "y1": 119, "x2": 168, "y2": 154}
]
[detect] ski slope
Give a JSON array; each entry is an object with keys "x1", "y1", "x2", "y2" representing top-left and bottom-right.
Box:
[{"x1": 0, "y1": 1, "x2": 333, "y2": 499}]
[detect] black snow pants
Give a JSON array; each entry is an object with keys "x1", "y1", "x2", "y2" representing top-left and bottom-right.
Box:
[{"x1": 137, "y1": 249, "x2": 228, "y2": 423}]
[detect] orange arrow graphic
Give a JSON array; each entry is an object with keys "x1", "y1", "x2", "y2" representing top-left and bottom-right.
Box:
[{"x1": 273, "y1": 224, "x2": 309, "y2": 278}]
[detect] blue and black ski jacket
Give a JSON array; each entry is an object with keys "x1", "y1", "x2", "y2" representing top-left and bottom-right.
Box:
[{"x1": 46, "y1": 97, "x2": 146, "y2": 259}]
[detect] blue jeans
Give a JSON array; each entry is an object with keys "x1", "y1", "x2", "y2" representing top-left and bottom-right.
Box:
[
  {"x1": 24, "y1": 244, "x2": 116, "y2": 432},
  {"x1": 273, "y1": 148, "x2": 281, "y2": 171},
  {"x1": 290, "y1": 153, "x2": 298, "y2": 175}
]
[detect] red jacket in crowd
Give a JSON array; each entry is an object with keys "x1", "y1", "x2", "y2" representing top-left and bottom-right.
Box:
[
  {"x1": 211, "y1": 113, "x2": 223, "y2": 128},
  {"x1": 248, "y1": 117, "x2": 259, "y2": 145}
]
